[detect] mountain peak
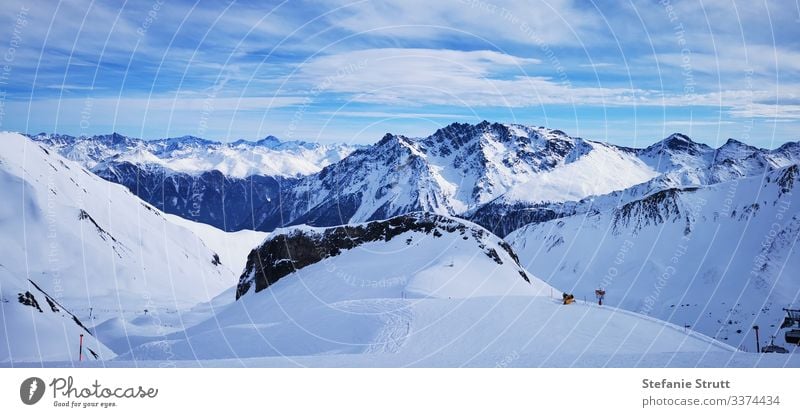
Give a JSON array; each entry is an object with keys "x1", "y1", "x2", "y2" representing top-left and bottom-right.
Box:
[
  {"x1": 665, "y1": 132, "x2": 693, "y2": 144},
  {"x1": 646, "y1": 133, "x2": 711, "y2": 155},
  {"x1": 378, "y1": 132, "x2": 395, "y2": 144},
  {"x1": 255, "y1": 135, "x2": 282, "y2": 147},
  {"x1": 719, "y1": 138, "x2": 761, "y2": 152},
  {"x1": 427, "y1": 121, "x2": 513, "y2": 151}
]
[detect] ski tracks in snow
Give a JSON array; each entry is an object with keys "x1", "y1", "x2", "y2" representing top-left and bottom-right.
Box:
[{"x1": 330, "y1": 299, "x2": 414, "y2": 354}]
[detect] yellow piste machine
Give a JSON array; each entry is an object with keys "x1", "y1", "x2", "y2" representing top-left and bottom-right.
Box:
[{"x1": 562, "y1": 293, "x2": 575, "y2": 305}]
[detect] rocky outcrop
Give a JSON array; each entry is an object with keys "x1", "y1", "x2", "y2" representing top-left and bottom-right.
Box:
[{"x1": 235, "y1": 212, "x2": 530, "y2": 299}]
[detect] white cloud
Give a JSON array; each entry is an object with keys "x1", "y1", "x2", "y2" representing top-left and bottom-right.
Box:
[
  {"x1": 579, "y1": 63, "x2": 616, "y2": 69},
  {"x1": 295, "y1": 47, "x2": 650, "y2": 107},
  {"x1": 290, "y1": 47, "x2": 800, "y2": 120},
  {"x1": 726, "y1": 103, "x2": 800, "y2": 120},
  {"x1": 317, "y1": 0, "x2": 600, "y2": 46}
]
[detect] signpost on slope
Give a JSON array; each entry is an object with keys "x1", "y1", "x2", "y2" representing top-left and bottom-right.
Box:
[{"x1": 595, "y1": 288, "x2": 606, "y2": 306}]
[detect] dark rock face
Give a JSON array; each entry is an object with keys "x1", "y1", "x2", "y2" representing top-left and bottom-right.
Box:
[
  {"x1": 466, "y1": 201, "x2": 573, "y2": 237},
  {"x1": 17, "y1": 291, "x2": 42, "y2": 312},
  {"x1": 776, "y1": 164, "x2": 798, "y2": 195},
  {"x1": 612, "y1": 188, "x2": 686, "y2": 234},
  {"x1": 235, "y1": 212, "x2": 530, "y2": 299},
  {"x1": 94, "y1": 162, "x2": 286, "y2": 231}
]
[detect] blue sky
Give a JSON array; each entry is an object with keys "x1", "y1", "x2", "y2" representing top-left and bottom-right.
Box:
[{"x1": 0, "y1": 0, "x2": 798, "y2": 147}]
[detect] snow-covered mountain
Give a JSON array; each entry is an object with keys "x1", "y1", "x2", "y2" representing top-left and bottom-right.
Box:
[
  {"x1": 0, "y1": 132, "x2": 266, "y2": 363},
  {"x1": 249, "y1": 122, "x2": 660, "y2": 231},
  {"x1": 469, "y1": 132, "x2": 800, "y2": 236},
  {"x1": 116, "y1": 213, "x2": 742, "y2": 366},
  {"x1": 30, "y1": 132, "x2": 359, "y2": 178},
  {"x1": 506, "y1": 164, "x2": 800, "y2": 350}
]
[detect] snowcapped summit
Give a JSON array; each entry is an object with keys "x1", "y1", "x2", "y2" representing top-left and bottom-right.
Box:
[
  {"x1": 151, "y1": 135, "x2": 219, "y2": 152},
  {"x1": 634, "y1": 132, "x2": 800, "y2": 187},
  {"x1": 638, "y1": 133, "x2": 714, "y2": 172},
  {"x1": 643, "y1": 132, "x2": 709, "y2": 154}
]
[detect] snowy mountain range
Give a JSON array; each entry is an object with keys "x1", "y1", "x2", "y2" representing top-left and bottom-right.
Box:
[
  {"x1": 35, "y1": 124, "x2": 799, "y2": 237},
  {"x1": 246, "y1": 122, "x2": 800, "y2": 236},
  {"x1": 29, "y1": 132, "x2": 359, "y2": 231},
  {"x1": 30, "y1": 132, "x2": 359, "y2": 178},
  {"x1": 248, "y1": 122, "x2": 659, "y2": 231}
]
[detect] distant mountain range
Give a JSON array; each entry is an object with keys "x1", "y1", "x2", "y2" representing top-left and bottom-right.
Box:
[
  {"x1": 29, "y1": 132, "x2": 360, "y2": 178},
  {"x1": 29, "y1": 132, "x2": 360, "y2": 230},
  {"x1": 36, "y1": 122, "x2": 795, "y2": 235}
]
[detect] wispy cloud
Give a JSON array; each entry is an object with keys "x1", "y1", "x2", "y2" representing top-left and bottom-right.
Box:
[
  {"x1": 45, "y1": 84, "x2": 98, "y2": 91},
  {"x1": 318, "y1": 111, "x2": 470, "y2": 119},
  {"x1": 317, "y1": 0, "x2": 601, "y2": 47}
]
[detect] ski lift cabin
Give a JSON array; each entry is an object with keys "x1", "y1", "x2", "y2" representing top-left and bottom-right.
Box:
[
  {"x1": 781, "y1": 308, "x2": 800, "y2": 345},
  {"x1": 761, "y1": 336, "x2": 789, "y2": 354}
]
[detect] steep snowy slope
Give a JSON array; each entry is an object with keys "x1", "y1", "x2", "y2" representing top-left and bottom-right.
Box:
[
  {"x1": 499, "y1": 141, "x2": 657, "y2": 205},
  {"x1": 0, "y1": 132, "x2": 251, "y2": 363},
  {"x1": 162, "y1": 213, "x2": 267, "y2": 275},
  {"x1": 0, "y1": 268, "x2": 115, "y2": 362},
  {"x1": 117, "y1": 213, "x2": 735, "y2": 366},
  {"x1": 507, "y1": 165, "x2": 800, "y2": 350}
]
